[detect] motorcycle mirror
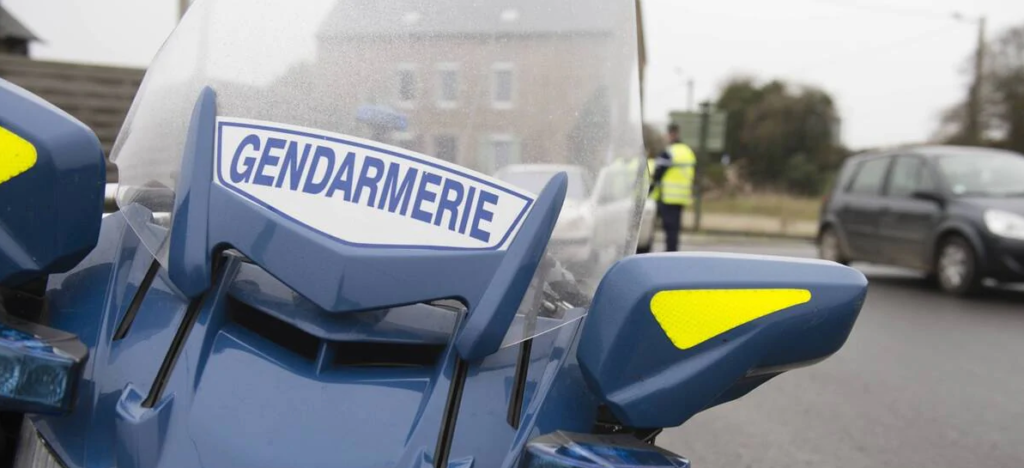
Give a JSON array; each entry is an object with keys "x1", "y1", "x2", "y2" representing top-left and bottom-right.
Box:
[
  {"x1": 577, "y1": 252, "x2": 867, "y2": 428},
  {"x1": 0, "y1": 78, "x2": 99, "y2": 414},
  {"x1": 0, "y1": 78, "x2": 105, "y2": 287}
]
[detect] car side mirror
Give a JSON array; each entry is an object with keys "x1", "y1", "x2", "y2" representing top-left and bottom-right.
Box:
[
  {"x1": 911, "y1": 190, "x2": 944, "y2": 203},
  {"x1": 0, "y1": 78, "x2": 101, "y2": 413},
  {"x1": 577, "y1": 252, "x2": 867, "y2": 428}
]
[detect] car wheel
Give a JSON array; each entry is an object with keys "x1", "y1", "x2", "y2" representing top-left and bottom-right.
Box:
[
  {"x1": 818, "y1": 228, "x2": 848, "y2": 265},
  {"x1": 935, "y1": 236, "x2": 981, "y2": 295}
]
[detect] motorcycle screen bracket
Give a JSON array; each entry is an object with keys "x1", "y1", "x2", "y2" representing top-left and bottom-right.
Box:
[{"x1": 164, "y1": 88, "x2": 567, "y2": 361}]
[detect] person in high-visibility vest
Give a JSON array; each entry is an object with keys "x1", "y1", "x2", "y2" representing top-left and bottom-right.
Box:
[{"x1": 649, "y1": 123, "x2": 695, "y2": 252}]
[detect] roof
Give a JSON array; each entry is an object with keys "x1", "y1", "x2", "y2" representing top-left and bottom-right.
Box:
[
  {"x1": 0, "y1": 6, "x2": 38, "y2": 42},
  {"x1": 318, "y1": 0, "x2": 628, "y2": 38},
  {"x1": 904, "y1": 145, "x2": 1023, "y2": 158},
  {"x1": 850, "y1": 145, "x2": 1024, "y2": 162}
]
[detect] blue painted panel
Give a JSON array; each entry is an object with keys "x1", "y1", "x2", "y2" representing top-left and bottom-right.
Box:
[
  {"x1": 100, "y1": 254, "x2": 466, "y2": 468},
  {"x1": 187, "y1": 329, "x2": 436, "y2": 467},
  {"x1": 35, "y1": 213, "x2": 189, "y2": 468},
  {"x1": 35, "y1": 211, "x2": 603, "y2": 468},
  {"x1": 167, "y1": 87, "x2": 216, "y2": 297},
  {"x1": 447, "y1": 315, "x2": 599, "y2": 468},
  {"x1": 577, "y1": 253, "x2": 868, "y2": 429},
  {"x1": 229, "y1": 262, "x2": 458, "y2": 345},
  {"x1": 0, "y1": 78, "x2": 104, "y2": 285}
]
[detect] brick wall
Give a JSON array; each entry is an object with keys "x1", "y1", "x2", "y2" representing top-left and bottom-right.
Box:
[{"x1": 0, "y1": 55, "x2": 143, "y2": 181}]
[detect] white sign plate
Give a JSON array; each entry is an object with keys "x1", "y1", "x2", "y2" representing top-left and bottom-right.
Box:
[{"x1": 215, "y1": 118, "x2": 535, "y2": 251}]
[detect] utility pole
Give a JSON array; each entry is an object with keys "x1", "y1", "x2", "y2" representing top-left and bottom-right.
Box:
[
  {"x1": 960, "y1": 14, "x2": 986, "y2": 145},
  {"x1": 674, "y1": 67, "x2": 694, "y2": 112},
  {"x1": 686, "y1": 79, "x2": 695, "y2": 112},
  {"x1": 693, "y1": 101, "x2": 711, "y2": 232}
]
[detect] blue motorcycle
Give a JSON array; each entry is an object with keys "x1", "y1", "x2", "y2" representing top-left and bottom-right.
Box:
[{"x1": 0, "y1": 1, "x2": 867, "y2": 467}]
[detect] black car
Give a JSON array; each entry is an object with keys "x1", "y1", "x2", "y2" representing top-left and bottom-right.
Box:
[{"x1": 818, "y1": 145, "x2": 1024, "y2": 295}]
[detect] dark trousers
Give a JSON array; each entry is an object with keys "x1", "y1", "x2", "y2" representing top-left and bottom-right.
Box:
[{"x1": 658, "y1": 203, "x2": 685, "y2": 252}]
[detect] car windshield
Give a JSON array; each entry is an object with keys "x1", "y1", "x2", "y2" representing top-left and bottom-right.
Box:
[
  {"x1": 936, "y1": 151, "x2": 1024, "y2": 197},
  {"x1": 110, "y1": 0, "x2": 644, "y2": 345},
  {"x1": 497, "y1": 168, "x2": 591, "y2": 201}
]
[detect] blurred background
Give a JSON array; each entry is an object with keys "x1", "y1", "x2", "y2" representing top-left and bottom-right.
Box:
[
  {"x1": 2, "y1": 0, "x2": 1024, "y2": 467},
  {"x1": 3, "y1": 0, "x2": 1020, "y2": 236}
]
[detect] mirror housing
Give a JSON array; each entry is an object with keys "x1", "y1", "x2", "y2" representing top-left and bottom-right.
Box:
[
  {"x1": 0, "y1": 78, "x2": 105, "y2": 286},
  {"x1": 578, "y1": 253, "x2": 867, "y2": 429}
]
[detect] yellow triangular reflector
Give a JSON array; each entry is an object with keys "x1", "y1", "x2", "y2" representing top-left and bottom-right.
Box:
[
  {"x1": 0, "y1": 125, "x2": 37, "y2": 185},
  {"x1": 650, "y1": 289, "x2": 811, "y2": 350}
]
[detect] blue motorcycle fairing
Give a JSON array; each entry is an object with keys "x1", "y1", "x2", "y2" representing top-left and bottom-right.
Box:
[
  {"x1": 163, "y1": 89, "x2": 567, "y2": 361},
  {"x1": 36, "y1": 213, "x2": 188, "y2": 467},
  {"x1": 33, "y1": 211, "x2": 600, "y2": 468},
  {"x1": 229, "y1": 262, "x2": 459, "y2": 345}
]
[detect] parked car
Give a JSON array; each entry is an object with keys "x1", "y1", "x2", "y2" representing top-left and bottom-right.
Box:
[
  {"x1": 591, "y1": 162, "x2": 657, "y2": 254},
  {"x1": 495, "y1": 162, "x2": 654, "y2": 273},
  {"x1": 819, "y1": 145, "x2": 1024, "y2": 294}
]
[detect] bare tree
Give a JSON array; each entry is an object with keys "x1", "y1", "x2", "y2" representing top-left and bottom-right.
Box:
[{"x1": 937, "y1": 23, "x2": 1024, "y2": 153}]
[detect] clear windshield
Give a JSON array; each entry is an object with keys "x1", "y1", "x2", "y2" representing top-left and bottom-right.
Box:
[
  {"x1": 936, "y1": 152, "x2": 1024, "y2": 197},
  {"x1": 496, "y1": 167, "x2": 591, "y2": 201},
  {"x1": 112, "y1": 0, "x2": 644, "y2": 343}
]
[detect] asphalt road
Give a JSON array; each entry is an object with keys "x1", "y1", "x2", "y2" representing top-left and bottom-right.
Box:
[{"x1": 656, "y1": 237, "x2": 1024, "y2": 468}]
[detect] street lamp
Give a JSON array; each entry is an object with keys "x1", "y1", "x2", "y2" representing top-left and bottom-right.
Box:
[{"x1": 674, "y1": 67, "x2": 694, "y2": 112}]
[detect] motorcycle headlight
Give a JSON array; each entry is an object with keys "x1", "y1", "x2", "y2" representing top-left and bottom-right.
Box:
[
  {"x1": 984, "y1": 210, "x2": 1024, "y2": 241},
  {"x1": 519, "y1": 432, "x2": 690, "y2": 468},
  {"x1": 0, "y1": 317, "x2": 87, "y2": 415}
]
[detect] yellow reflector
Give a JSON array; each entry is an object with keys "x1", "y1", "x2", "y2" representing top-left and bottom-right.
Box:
[
  {"x1": 650, "y1": 289, "x2": 811, "y2": 350},
  {"x1": 0, "y1": 125, "x2": 37, "y2": 185}
]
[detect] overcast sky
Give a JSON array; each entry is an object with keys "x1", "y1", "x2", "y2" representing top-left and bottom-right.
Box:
[
  {"x1": 5, "y1": 0, "x2": 1024, "y2": 149},
  {"x1": 643, "y1": 0, "x2": 1024, "y2": 149}
]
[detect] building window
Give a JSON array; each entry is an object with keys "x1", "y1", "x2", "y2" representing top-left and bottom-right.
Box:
[
  {"x1": 397, "y1": 64, "x2": 417, "y2": 107},
  {"x1": 436, "y1": 63, "x2": 459, "y2": 108},
  {"x1": 491, "y1": 63, "x2": 515, "y2": 109},
  {"x1": 847, "y1": 157, "x2": 890, "y2": 195},
  {"x1": 493, "y1": 139, "x2": 516, "y2": 167},
  {"x1": 434, "y1": 134, "x2": 459, "y2": 163},
  {"x1": 480, "y1": 134, "x2": 520, "y2": 173}
]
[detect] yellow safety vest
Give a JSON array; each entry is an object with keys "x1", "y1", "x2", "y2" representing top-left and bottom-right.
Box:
[{"x1": 660, "y1": 143, "x2": 695, "y2": 206}]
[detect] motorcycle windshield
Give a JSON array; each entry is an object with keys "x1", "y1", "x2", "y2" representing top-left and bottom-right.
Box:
[{"x1": 112, "y1": 0, "x2": 644, "y2": 344}]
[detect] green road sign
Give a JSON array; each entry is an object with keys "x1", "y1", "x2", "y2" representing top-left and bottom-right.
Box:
[{"x1": 670, "y1": 110, "x2": 727, "y2": 153}]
